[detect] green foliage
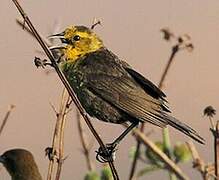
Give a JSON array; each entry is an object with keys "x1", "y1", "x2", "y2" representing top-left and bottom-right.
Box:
[
  {"x1": 84, "y1": 166, "x2": 113, "y2": 180},
  {"x1": 84, "y1": 171, "x2": 100, "y2": 180},
  {"x1": 129, "y1": 146, "x2": 137, "y2": 159},
  {"x1": 145, "y1": 141, "x2": 165, "y2": 167},
  {"x1": 135, "y1": 141, "x2": 192, "y2": 178},
  {"x1": 144, "y1": 141, "x2": 191, "y2": 166},
  {"x1": 100, "y1": 166, "x2": 113, "y2": 180},
  {"x1": 136, "y1": 165, "x2": 161, "y2": 178},
  {"x1": 129, "y1": 145, "x2": 143, "y2": 160},
  {"x1": 173, "y1": 143, "x2": 192, "y2": 163}
]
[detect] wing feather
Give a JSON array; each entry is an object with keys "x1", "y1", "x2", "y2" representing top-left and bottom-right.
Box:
[
  {"x1": 87, "y1": 73, "x2": 167, "y2": 126},
  {"x1": 81, "y1": 48, "x2": 204, "y2": 144}
]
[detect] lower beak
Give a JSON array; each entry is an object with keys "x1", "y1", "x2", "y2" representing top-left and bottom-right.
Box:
[{"x1": 49, "y1": 45, "x2": 67, "y2": 51}]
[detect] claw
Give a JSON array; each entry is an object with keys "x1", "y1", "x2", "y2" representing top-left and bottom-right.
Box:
[
  {"x1": 45, "y1": 147, "x2": 54, "y2": 161},
  {"x1": 34, "y1": 57, "x2": 54, "y2": 68},
  {"x1": 95, "y1": 143, "x2": 118, "y2": 163}
]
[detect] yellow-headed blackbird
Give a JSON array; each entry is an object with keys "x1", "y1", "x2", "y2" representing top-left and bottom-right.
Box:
[
  {"x1": 50, "y1": 26, "x2": 204, "y2": 150},
  {"x1": 0, "y1": 149, "x2": 42, "y2": 180}
]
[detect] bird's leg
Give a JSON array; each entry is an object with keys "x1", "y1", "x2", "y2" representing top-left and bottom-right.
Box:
[
  {"x1": 34, "y1": 54, "x2": 63, "y2": 69},
  {"x1": 96, "y1": 121, "x2": 138, "y2": 163},
  {"x1": 45, "y1": 147, "x2": 57, "y2": 161},
  {"x1": 34, "y1": 57, "x2": 53, "y2": 68},
  {"x1": 109, "y1": 121, "x2": 139, "y2": 149}
]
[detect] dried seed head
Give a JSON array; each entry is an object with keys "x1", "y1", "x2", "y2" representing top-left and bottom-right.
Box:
[{"x1": 204, "y1": 106, "x2": 216, "y2": 117}]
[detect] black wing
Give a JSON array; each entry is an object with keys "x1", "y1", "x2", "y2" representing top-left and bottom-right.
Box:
[
  {"x1": 125, "y1": 68, "x2": 166, "y2": 100},
  {"x1": 84, "y1": 49, "x2": 205, "y2": 144},
  {"x1": 87, "y1": 73, "x2": 168, "y2": 127}
]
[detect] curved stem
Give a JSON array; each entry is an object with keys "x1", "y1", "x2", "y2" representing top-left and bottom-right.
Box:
[
  {"x1": 11, "y1": 1, "x2": 119, "y2": 179},
  {"x1": 77, "y1": 110, "x2": 94, "y2": 171},
  {"x1": 129, "y1": 45, "x2": 178, "y2": 179}
]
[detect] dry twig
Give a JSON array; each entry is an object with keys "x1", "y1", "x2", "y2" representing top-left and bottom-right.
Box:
[
  {"x1": 187, "y1": 141, "x2": 209, "y2": 180},
  {"x1": 0, "y1": 104, "x2": 15, "y2": 136},
  {"x1": 47, "y1": 89, "x2": 70, "y2": 180},
  {"x1": 11, "y1": 1, "x2": 119, "y2": 179},
  {"x1": 214, "y1": 121, "x2": 219, "y2": 179},
  {"x1": 129, "y1": 30, "x2": 194, "y2": 179},
  {"x1": 55, "y1": 89, "x2": 70, "y2": 180},
  {"x1": 129, "y1": 42, "x2": 178, "y2": 180},
  {"x1": 125, "y1": 123, "x2": 189, "y2": 180},
  {"x1": 77, "y1": 110, "x2": 94, "y2": 171}
]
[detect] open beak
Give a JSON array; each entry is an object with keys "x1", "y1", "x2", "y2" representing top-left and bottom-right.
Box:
[
  {"x1": 48, "y1": 32, "x2": 69, "y2": 44},
  {"x1": 48, "y1": 32, "x2": 69, "y2": 50}
]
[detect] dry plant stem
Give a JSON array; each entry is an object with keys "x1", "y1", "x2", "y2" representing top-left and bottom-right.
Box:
[
  {"x1": 11, "y1": 1, "x2": 119, "y2": 179},
  {"x1": 16, "y1": 19, "x2": 33, "y2": 35},
  {"x1": 186, "y1": 141, "x2": 208, "y2": 180},
  {"x1": 209, "y1": 117, "x2": 215, "y2": 130},
  {"x1": 46, "y1": 101, "x2": 60, "y2": 180},
  {"x1": 47, "y1": 128, "x2": 56, "y2": 180},
  {"x1": 47, "y1": 89, "x2": 70, "y2": 180},
  {"x1": 214, "y1": 121, "x2": 219, "y2": 179},
  {"x1": 129, "y1": 123, "x2": 144, "y2": 180},
  {"x1": 55, "y1": 89, "x2": 70, "y2": 180},
  {"x1": 16, "y1": 19, "x2": 52, "y2": 47},
  {"x1": 124, "y1": 124, "x2": 189, "y2": 180},
  {"x1": 77, "y1": 110, "x2": 94, "y2": 171},
  {"x1": 0, "y1": 105, "x2": 15, "y2": 136},
  {"x1": 163, "y1": 127, "x2": 176, "y2": 180},
  {"x1": 159, "y1": 46, "x2": 179, "y2": 180},
  {"x1": 158, "y1": 45, "x2": 178, "y2": 89},
  {"x1": 129, "y1": 46, "x2": 178, "y2": 179}
]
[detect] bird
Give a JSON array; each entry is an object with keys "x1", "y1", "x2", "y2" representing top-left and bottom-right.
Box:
[
  {"x1": 49, "y1": 25, "x2": 204, "y2": 153},
  {"x1": 0, "y1": 149, "x2": 42, "y2": 180}
]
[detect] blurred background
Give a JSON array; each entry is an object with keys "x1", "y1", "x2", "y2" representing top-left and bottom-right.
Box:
[{"x1": 1, "y1": 0, "x2": 219, "y2": 179}]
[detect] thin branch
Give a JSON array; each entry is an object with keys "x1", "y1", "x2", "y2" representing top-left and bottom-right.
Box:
[
  {"x1": 209, "y1": 117, "x2": 215, "y2": 130},
  {"x1": 77, "y1": 110, "x2": 94, "y2": 171},
  {"x1": 158, "y1": 45, "x2": 178, "y2": 89},
  {"x1": 129, "y1": 123, "x2": 144, "y2": 180},
  {"x1": 47, "y1": 89, "x2": 70, "y2": 180},
  {"x1": 55, "y1": 89, "x2": 70, "y2": 180},
  {"x1": 130, "y1": 32, "x2": 194, "y2": 179},
  {"x1": 129, "y1": 45, "x2": 178, "y2": 179},
  {"x1": 214, "y1": 121, "x2": 219, "y2": 179},
  {"x1": 186, "y1": 141, "x2": 208, "y2": 180},
  {"x1": 16, "y1": 19, "x2": 52, "y2": 46},
  {"x1": 11, "y1": 1, "x2": 119, "y2": 179},
  {"x1": 0, "y1": 104, "x2": 15, "y2": 136},
  {"x1": 163, "y1": 127, "x2": 176, "y2": 180},
  {"x1": 124, "y1": 124, "x2": 189, "y2": 180}
]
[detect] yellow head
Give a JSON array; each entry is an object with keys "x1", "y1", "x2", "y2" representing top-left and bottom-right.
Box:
[{"x1": 55, "y1": 26, "x2": 104, "y2": 62}]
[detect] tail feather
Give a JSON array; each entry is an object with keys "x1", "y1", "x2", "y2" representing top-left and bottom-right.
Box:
[{"x1": 163, "y1": 113, "x2": 205, "y2": 144}]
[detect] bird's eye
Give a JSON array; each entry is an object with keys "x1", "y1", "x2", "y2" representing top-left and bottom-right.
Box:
[{"x1": 73, "y1": 35, "x2": 80, "y2": 41}]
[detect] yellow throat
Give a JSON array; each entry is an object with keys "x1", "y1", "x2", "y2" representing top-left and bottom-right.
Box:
[{"x1": 62, "y1": 26, "x2": 104, "y2": 62}]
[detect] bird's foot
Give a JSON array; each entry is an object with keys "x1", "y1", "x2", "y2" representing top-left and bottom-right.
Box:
[
  {"x1": 96, "y1": 142, "x2": 118, "y2": 163},
  {"x1": 34, "y1": 57, "x2": 54, "y2": 68},
  {"x1": 45, "y1": 147, "x2": 57, "y2": 161}
]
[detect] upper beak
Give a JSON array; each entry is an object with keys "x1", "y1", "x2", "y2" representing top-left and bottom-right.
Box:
[
  {"x1": 48, "y1": 32, "x2": 68, "y2": 44},
  {"x1": 0, "y1": 155, "x2": 5, "y2": 164},
  {"x1": 48, "y1": 32, "x2": 65, "y2": 39}
]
